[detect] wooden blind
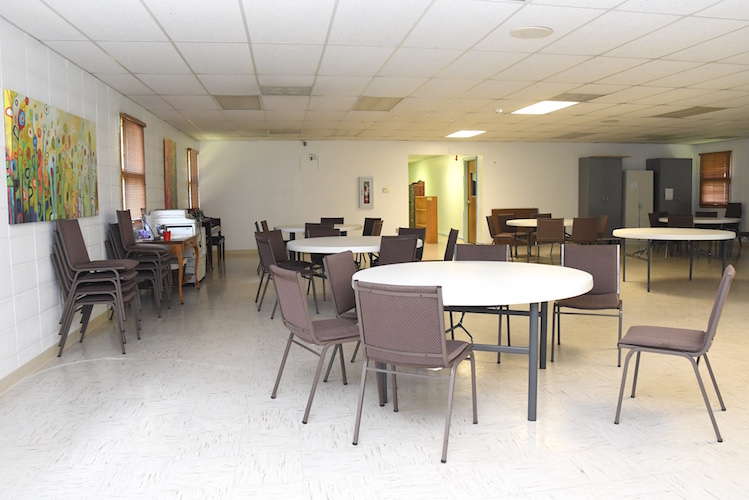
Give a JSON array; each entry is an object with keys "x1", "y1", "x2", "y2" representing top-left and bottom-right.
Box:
[
  {"x1": 699, "y1": 151, "x2": 731, "y2": 207},
  {"x1": 120, "y1": 114, "x2": 146, "y2": 215},
  {"x1": 188, "y1": 148, "x2": 199, "y2": 208}
]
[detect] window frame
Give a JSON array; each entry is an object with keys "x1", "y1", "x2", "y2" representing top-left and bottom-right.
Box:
[
  {"x1": 188, "y1": 148, "x2": 199, "y2": 209},
  {"x1": 699, "y1": 151, "x2": 731, "y2": 208},
  {"x1": 120, "y1": 113, "x2": 147, "y2": 218}
]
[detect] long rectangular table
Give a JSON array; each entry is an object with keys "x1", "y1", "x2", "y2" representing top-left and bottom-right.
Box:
[{"x1": 352, "y1": 261, "x2": 593, "y2": 421}]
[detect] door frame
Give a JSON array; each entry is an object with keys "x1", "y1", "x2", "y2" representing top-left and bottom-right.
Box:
[{"x1": 464, "y1": 156, "x2": 478, "y2": 244}]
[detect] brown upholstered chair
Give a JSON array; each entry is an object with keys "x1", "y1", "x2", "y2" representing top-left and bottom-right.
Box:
[
  {"x1": 323, "y1": 250, "x2": 360, "y2": 362},
  {"x1": 321, "y1": 217, "x2": 344, "y2": 224},
  {"x1": 615, "y1": 265, "x2": 735, "y2": 442},
  {"x1": 535, "y1": 218, "x2": 565, "y2": 262},
  {"x1": 668, "y1": 214, "x2": 694, "y2": 255},
  {"x1": 553, "y1": 244, "x2": 623, "y2": 366},
  {"x1": 270, "y1": 265, "x2": 360, "y2": 424},
  {"x1": 362, "y1": 217, "x2": 382, "y2": 236},
  {"x1": 596, "y1": 214, "x2": 609, "y2": 241},
  {"x1": 376, "y1": 235, "x2": 417, "y2": 266},
  {"x1": 352, "y1": 280, "x2": 477, "y2": 463},
  {"x1": 397, "y1": 227, "x2": 426, "y2": 260},
  {"x1": 306, "y1": 225, "x2": 341, "y2": 300},
  {"x1": 444, "y1": 228, "x2": 459, "y2": 261},
  {"x1": 570, "y1": 217, "x2": 599, "y2": 244}
]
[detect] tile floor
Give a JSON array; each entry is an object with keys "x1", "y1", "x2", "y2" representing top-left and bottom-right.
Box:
[{"x1": 1, "y1": 239, "x2": 748, "y2": 499}]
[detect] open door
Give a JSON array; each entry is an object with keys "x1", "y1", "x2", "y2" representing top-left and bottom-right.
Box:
[{"x1": 465, "y1": 158, "x2": 477, "y2": 243}]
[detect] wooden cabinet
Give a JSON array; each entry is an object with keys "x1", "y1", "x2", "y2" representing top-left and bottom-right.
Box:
[
  {"x1": 579, "y1": 157, "x2": 623, "y2": 237},
  {"x1": 415, "y1": 196, "x2": 438, "y2": 243},
  {"x1": 646, "y1": 158, "x2": 692, "y2": 215}
]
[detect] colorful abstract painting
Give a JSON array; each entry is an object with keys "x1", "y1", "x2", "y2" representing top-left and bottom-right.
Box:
[
  {"x1": 164, "y1": 138, "x2": 177, "y2": 209},
  {"x1": 4, "y1": 89, "x2": 98, "y2": 224}
]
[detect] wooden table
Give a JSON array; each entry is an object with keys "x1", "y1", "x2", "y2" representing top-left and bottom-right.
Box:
[
  {"x1": 613, "y1": 227, "x2": 734, "y2": 292},
  {"x1": 139, "y1": 234, "x2": 200, "y2": 304},
  {"x1": 353, "y1": 261, "x2": 593, "y2": 421}
]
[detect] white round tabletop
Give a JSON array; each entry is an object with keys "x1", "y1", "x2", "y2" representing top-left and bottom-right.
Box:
[
  {"x1": 275, "y1": 223, "x2": 362, "y2": 234},
  {"x1": 507, "y1": 218, "x2": 574, "y2": 228},
  {"x1": 657, "y1": 217, "x2": 740, "y2": 225},
  {"x1": 613, "y1": 227, "x2": 735, "y2": 241},
  {"x1": 353, "y1": 261, "x2": 592, "y2": 307},
  {"x1": 287, "y1": 235, "x2": 382, "y2": 253}
]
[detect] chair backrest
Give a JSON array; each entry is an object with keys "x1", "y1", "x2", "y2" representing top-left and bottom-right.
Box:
[
  {"x1": 455, "y1": 243, "x2": 509, "y2": 261},
  {"x1": 321, "y1": 217, "x2": 344, "y2": 224},
  {"x1": 724, "y1": 202, "x2": 742, "y2": 218},
  {"x1": 444, "y1": 228, "x2": 459, "y2": 261},
  {"x1": 648, "y1": 212, "x2": 667, "y2": 228},
  {"x1": 378, "y1": 235, "x2": 417, "y2": 265},
  {"x1": 254, "y1": 221, "x2": 261, "y2": 232},
  {"x1": 116, "y1": 209, "x2": 138, "y2": 248},
  {"x1": 362, "y1": 217, "x2": 382, "y2": 236},
  {"x1": 535, "y1": 213, "x2": 551, "y2": 219},
  {"x1": 695, "y1": 211, "x2": 718, "y2": 218},
  {"x1": 486, "y1": 215, "x2": 499, "y2": 237},
  {"x1": 56, "y1": 219, "x2": 92, "y2": 267},
  {"x1": 108, "y1": 223, "x2": 127, "y2": 259},
  {"x1": 260, "y1": 220, "x2": 269, "y2": 232},
  {"x1": 306, "y1": 226, "x2": 341, "y2": 238},
  {"x1": 269, "y1": 264, "x2": 318, "y2": 344},
  {"x1": 562, "y1": 244, "x2": 620, "y2": 295},
  {"x1": 597, "y1": 214, "x2": 609, "y2": 238},
  {"x1": 668, "y1": 214, "x2": 694, "y2": 228},
  {"x1": 571, "y1": 217, "x2": 598, "y2": 244},
  {"x1": 397, "y1": 227, "x2": 426, "y2": 260},
  {"x1": 372, "y1": 220, "x2": 383, "y2": 236},
  {"x1": 536, "y1": 218, "x2": 565, "y2": 244},
  {"x1": 354, "y1": 280, "x2": 449, "y2": 368},
  {"x1": 255, "y1": 232, "x2": 278, "y2": 270},
  {"x1": 323, "y1": 250, "x2": 357, "y2": 317},
  {"x1": 264, "y1": 229, "x2": 289, "y2": 262},
  {"x1": 702, "y1": 265, "x2": 735, "y2": 354},
  {"x1": 495, "y1": 213, "x2": 515, "y2": 234}
]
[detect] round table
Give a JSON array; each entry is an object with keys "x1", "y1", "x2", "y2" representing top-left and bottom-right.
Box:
[
  {"x1": 287, "y1": 235, "x2": 391, "y2": 254},
  {"x1": 353, "y1": 261, "x2": 593, "y2": 421},
  {"x1": 506, "y1": 218, "x2": 574, "y2": 261},
  {"x1": 275, "y1": 223, "x2": 363, "y2": 239},
  {"x1": 613, "y1": 227, "x2": 735, "y2": 292},
  {"x1": 658, "y1": 216, "x2": 740, "y2": 226}
]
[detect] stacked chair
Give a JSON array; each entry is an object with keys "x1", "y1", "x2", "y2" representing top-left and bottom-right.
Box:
[
  {"x1": 53, "y1": 219, "x2": 141, "y2": 356},
  {"x1": 108, "y1": 210, "x2": 175, "y2": 316}
]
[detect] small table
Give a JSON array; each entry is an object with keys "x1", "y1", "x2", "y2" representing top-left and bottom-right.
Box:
[
  {"x1": 353, "y1": 261, "x2": 593, "y2": 421},
  {"x1": 612, "y1": 227, "x2": 734, "y2": 292},
  {"x1": 286, "y1": 235, "x2": 422, "y2": 255},
  {"x1": 139, "y1": 235, "x2": 200, "y2": 304},
  {"x1": 506, "y1": 218, "x2": 574, "y2": 261},
  {"x1": 658, "y1": 216, "x2": 740, "y2": 227},
  {"x1": 275, "y1": 223, "x2": 363, "y2": 239}
]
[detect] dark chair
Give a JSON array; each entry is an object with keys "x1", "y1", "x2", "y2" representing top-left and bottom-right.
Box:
[
  {"x1": 323, "y1": 250, "x2": 360, "y2": 362},
  {"x1": 570, "y1": 217, "x2": 599, "y2": 244},
  {"x1": 452, "y1": 243, "x2": 511, "y2": 362},
  {"x1": 535, "y1": 218, "x2": 565, "y2": 262},
  {"x1": 352, "y1": 280, "x2": 477, "y2": 463},
  {"x1": 376, "y1": 235, "x2": 418, "y2": 266},
  {"x1": 306, "y1": 225, "x2": 342, "y2": 300},
  {"x1": 211, "y1": 233, "x2": 226, "y2": 267},
  {"x1": 596, "y1": 214, "x2": 610, "y2": 242},
  {"x1": 397, "y1": 227, "x2": 426, "y2": 261},
  {"x1": 321, "y1": 217, "x2": 344, "y2": 224},
  {"x1": 270, "y1": 265, "x2": 360, "y2": 424},
  {"x1": 493, "y1": 213, "x2": 517, "y2": 258},
  {"x1": 362, "y1": 217, "x2": 382, "y2": 236},
  {"x1": 615, "y1": 265, "x2": 735, "y2": 442},
  {"x1": 553, "y1": 244, "x2": 623, "y2": 366},
  {"x1": 724, "y1": 202, "x2": 741, "y2": 218},
  {"x1": 668, "y1": 214, "x2": 694, "y2": 255},
  {"x1": 444, "y1": 228, "x2": 459, "y2": 261}
]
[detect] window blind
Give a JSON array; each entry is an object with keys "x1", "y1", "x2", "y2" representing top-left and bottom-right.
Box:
[
  {"x1": 120, "y1": 114, "x2": 147, "y2": 215},
  {"x1": 699, "y1": 151, "x2": 731, "y2": 208}
]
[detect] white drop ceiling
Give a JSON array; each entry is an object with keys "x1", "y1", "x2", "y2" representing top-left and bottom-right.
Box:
[{"x1": 4, "y1": 0, "x2": 749, "y2": 143}]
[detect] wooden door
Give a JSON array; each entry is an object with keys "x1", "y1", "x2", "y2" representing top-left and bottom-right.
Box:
[{"x1": 466, "y1": 159, "x2": 477, "y2": 243}]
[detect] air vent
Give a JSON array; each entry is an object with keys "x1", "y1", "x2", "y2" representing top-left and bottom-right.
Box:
[
  {"x1": 215, "y1": 95, "x2": 261, "y2": 111},
  {"x1": 653, "y1": 107, "x2": 724, "y2": 119},
  {"x1": 352, "y1": 96, "x2": 403, "y2": 112}
]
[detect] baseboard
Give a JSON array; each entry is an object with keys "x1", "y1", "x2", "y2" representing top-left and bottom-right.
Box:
[{"x1": 0, "y1": 311, "x2": 110, "y2": 396}]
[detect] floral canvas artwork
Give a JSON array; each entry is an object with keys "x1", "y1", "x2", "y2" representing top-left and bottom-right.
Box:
[{"x1": 4, "y1": 89, "x2": 98, "y2": 224}]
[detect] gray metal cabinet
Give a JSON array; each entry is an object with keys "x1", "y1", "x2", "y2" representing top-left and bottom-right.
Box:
[
  {"x1": 646, "y1": 158, "x2": 692, "y2": 215},
  {"x1": 622, "y1": 170, "x2": 654, "y2": 228},
  {"x1": 579, "y1": 157, "x2": 622, "y2": 237}
]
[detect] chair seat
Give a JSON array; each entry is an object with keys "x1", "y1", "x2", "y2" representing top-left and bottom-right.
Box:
[
  {"x1": 340, "y1": 310, "x2": 358, "y2": 321},
  {"x1": 304, "y1": 318, "x2": 360, "y2": 343},
  {"x1": 557, "y1": 292, "x2": 620, "y2": 310},
  {"x1": 620, "y1": 325, "x2": 707, "y2": 353},
  {"x1": 76, "y1": 259, "x2": 139, "y2": 271}
]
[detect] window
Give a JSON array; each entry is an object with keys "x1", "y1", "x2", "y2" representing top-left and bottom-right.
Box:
[
  {"x1": 188, "y1": 148, "x2": 199, "y2": 208},
  {"x1": 120, "y1": 113, "x2": 147, "y2": 216},
  {"x1": 699, "y1": 151, "x2": 731, "y2": 208}
]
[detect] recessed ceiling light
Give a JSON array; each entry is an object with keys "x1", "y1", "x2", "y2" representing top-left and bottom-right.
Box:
[
  {"x1": 512, "y1": 101, "x2": 578, "y2": 115},
  {"x1": 510, "y1": 26, "x2": 553, "y2": 39},
  {"x1": 446, "y1": 130, "x2": 486, "y2": 138}
]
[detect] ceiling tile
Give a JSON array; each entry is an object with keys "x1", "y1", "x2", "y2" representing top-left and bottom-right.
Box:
[
  {"x1": 162, "y1": 95, "x2": 221, "y2": 110},
  {"x1": 99, "y1": 42, "x2": 191, "y2": 73},
  {"x1": 176, "y1": 43, "x2": 253, "y2": 74},
  {"x1": 136, "y1": 74, "x2": 206, "y2": 94},
  {"x1": 550, "y1": 56, "x2": 649, "y2": 84},
  {"x1": 257, "y1": 75, "x2": 315, "y2": 88},
  {"x1": 261, "y1": 96, "x2": 310, "y2": 111},
  {"x1": 94, "y1": 73, "x2": 153, "y2": 94},
  {"x1": 253, "y1": 44, "x2": 322, "y2": 76},
  {"x1": 380, "y1": 48, "x2": 462, "y2": 78},
  {"x1": 312, "y1": 76, "x2": 372, "y2": 96},
  {"x1": 318, "y1": 46, "x2": 395, "y2": 77},
  {"x1": 596, "y1": 60, "x2": 701, "y2": 86},
  {"x1": 144, "y1": 0, "x2": 247, "y2": 42},
  {"x1": 437, "y1": 51, "x2": 528, "y2": 80},
  {"x1": 616, "y1": 0, "x2": 723, "y2": 15},
  {"x1": 1, "y1": 0, "x2": 87, "y2": 41},
  {"x1": 411, "y1": 79, "x2": 483, "y2": 98},
  {"x1": 327, "y1": 0, "x2": 431, "y2": 46},
  {"x1": 364, "y1": 77, "x2": 428, "y2": 97},
  {"x1": 697, "y1": 0, "x2": 749, "y2": 20},
  {"x1": 243, "y1": 0, "x2": 335, "y2": 44},
  {"x1": 46, "y1": 0, "x2": 166, "y2": 41},
  {"x1": 645, "y1": 63, "x2": 746, "y2": 88},
  {"x1": 45, "y1": 41, "x2": 126, "y2": 74},
  {"x1": 494, "y1": 53, "x2": 591, "y2": 82},
  {"x1": 197, "y1": 75, "x2": 260, "y2": 95},
  {"x1": 307, "y1": 96, "x2": 358, "y2": 111}
]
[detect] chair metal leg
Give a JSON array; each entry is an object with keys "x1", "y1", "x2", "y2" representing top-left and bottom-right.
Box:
[
  {"x1": 441, "y1": 362, "x2": 460, "y2": 463},
  {"x1": 391, "y1": 366, "x2": 398, "y2": 412},
  {"x1": 702, "y1": 354, "x2": 726, "y2": 411},
  {"x1": 687, "y1": 355, "x2": 723, "y2": 442},
  {"x1": 618, "y1": 308, "x2": 623, "y2": 367},
  {"x1": 323, "y1": 344, "x2": 348, "y2": 385},
  {"x1": 614, "y1": 348, "x2": 637, "y2": 424},
  {"x1": 302, "y1": 343, "x2": 334, "y2": 424},
  {"x1": 631, "y1": 351, "x2": 641, "y2": 397},
  {"x1": 350, "y1": 340, "x2": 360, "y2": 362},
  {"x1": 352, "y1": 361, "x2": 369, "y2": 445},
  {"x1": 271, "y1": 333, "x2": 294, "y2": 399}
]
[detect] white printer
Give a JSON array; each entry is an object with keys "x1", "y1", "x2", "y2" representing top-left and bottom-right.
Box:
[{"x1": 149, "y1": 209, "x2": 206, "y2": 282}]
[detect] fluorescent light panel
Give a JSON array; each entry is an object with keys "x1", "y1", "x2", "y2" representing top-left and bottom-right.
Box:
[
  {"x1": 446, "y1": 130, "x2": 486, "y2": 138},
  {"x1": 512, "y1": 101, "x2": 579, "y2": 115}
]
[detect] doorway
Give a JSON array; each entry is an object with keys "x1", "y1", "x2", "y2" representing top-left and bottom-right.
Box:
[{"x1": 465, "y1": 157, "x2": 477, "y2": 244}]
